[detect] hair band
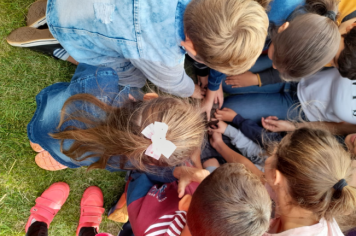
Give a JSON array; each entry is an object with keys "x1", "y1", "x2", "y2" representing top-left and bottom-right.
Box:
[
  {"x1": 324, "y1": 11, "x2": 336, "y2": 22},
  {"x1": 333, "y1": 179, "x2": 347, "y2": 191}
]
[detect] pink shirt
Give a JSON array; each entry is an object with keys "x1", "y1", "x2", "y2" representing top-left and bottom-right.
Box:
[{"x1": 264, "y1": 218, "x2": 343, "y2": 236}]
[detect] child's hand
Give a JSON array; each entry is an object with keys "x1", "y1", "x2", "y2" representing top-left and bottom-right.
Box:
[
  {"x1": 214, "y1": 108, "x2": 237, "y2": 122},
  {"x1": 214, "y1": 84, "x2": 224, "y2": 109},
  {"x1": 191, "y1": 84, "x2": 204, "y2": 99},
  {"x1": 201, "y1": 98, "x2": 214, "y2": 121},
  {"x1": 225, "y1": 71, "x2": 259, "y2": 88},
  {"x1": 209, "y1": 130, "x2": 224, "y2": 150},
  {"x1": 173, "y1": 167, "x2": 210, "y2": 198},
  {"x1": 198, "y1": 75, "x2": 208, "y2": 89},
  {"x1": 209, "y1": 120, "x2": 228, "y2": 134},
  {"x1": 261, "y1": 116, "x2": 296, "y2": 132}
]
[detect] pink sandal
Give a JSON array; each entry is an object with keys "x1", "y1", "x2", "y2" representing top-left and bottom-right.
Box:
[
  {"x1": 25, "y1": 182, "x2": 70, "y2": 232},
  {"x1": 76, "y1": 186, "x2": 105, "y2": 236}
]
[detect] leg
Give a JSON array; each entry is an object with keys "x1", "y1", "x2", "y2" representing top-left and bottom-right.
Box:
[
  {"x1": 223, "y1": 84, "x2": 299, "y2": 125},
  {"x1": 250, "y1": 54, "x2": 273, "y2": 73},
  {"x1": 26, "y1": 222, "x2": 48, "y2": 236},
  {"x1": 222, "y1": 81, "x2": 287, "y2": 95}
]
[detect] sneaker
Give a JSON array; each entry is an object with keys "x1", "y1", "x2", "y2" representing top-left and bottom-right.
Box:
[
  {"x1": 76, "y1": 186, "x2": 105, "y2": 236},
  {"x1": 6, "y1": 27, "x2": 58, "y2": 47},
  {"x1": 27, "y1": 0, "x2": 47, "y2": 28},
  {"x1": 25, "y1": 182, "x2": 70, "y2": 232}
]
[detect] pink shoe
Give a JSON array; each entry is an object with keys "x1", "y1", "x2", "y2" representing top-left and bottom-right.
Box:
[
  {"x1": 35, "y1": 151, "x2": 68, "y2": 171},
  {"x1": 25, "y1": 182, "x2": 70, "y2": 232},
  {"x1": 30, "y1": 141, "x2": 44, "y2": 152},
  {"x1": 76, "y1": 186, "x2": 105, "y2": 236}
]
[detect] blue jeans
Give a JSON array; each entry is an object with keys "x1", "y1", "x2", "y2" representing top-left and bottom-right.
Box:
[{"x1": 223, "y1": 83, "x2": 300, "y2": 125}]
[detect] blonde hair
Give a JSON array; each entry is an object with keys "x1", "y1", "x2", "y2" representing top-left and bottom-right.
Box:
[
  {"x1": 184, "y1": 0, "x2": 269, "y2": 75},
  {"x1": 51, "y1": 95, "x2": 206, "y2": 172},
  {"x1": 273, "y1": 128, "x2": 356, "y2": 221},
  {"x1": 187, "y1": 163, "x2": 271, "y2": 236},
  {"x1": 271, "y1": 0, "x2": 341, "y2": 80}
]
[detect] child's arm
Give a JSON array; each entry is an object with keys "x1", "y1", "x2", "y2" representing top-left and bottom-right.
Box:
[
  {"x1": 224, "y1": 69, "x2": 283, "y2": 88},
  {"x1": 209, "y1": 131, "x2": 264, "y2": 180},
  {"x1": 201, "y1": 85, "x2": 223, "y2": 120},
  {"x1": 173, "y1": 167, "x2": 210, "y2": 198}
]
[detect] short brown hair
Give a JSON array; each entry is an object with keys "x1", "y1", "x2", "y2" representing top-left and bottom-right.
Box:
[
  {"x1": 184, "y1": 0, "x2": 269, "y2": 75},
  {"x1": 51, "y1": 95, "x2": 206, "y2": 171},
  {"x1": 337, "y1": 27, "x2": 356, "y2": 80},
  {"x1": 271, "y1": 0, "x2": 340, "y2": 80},
  {"x1": 274, "y1": 128, "x2": 356, "y2": 221},
  {"x1": 187, "y1": 163, "x2": 271, "y2": 236}
]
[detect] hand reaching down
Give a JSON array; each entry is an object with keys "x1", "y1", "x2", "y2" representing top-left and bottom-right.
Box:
[
  {"x1": 173, "y1": 167, "x2": 210, "y2": 198},
  {"x1": 214, "y1": 108, "x2": 237, "y2": 122},
  {"x1": 261, "y1": 116, "x2": 296, "y2": 132},
  {"x1": 225, "y1": 71, "x2": 259, "y2": 88}
]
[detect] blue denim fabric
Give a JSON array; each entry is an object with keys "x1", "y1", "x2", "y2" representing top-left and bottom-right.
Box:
[
  {"x1": 222, "y1": 83, "x2": 301, "y2": 125},
  {"x1": 46, "y1": 0, "x2": 189, "y2": 69},
  {"x1": 27, "y1": 64, "x2": 132, "y2": 170}
]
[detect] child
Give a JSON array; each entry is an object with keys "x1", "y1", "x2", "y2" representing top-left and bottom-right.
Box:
[
  {"x1": 125, "y1": 163, "x2": 271, "y2": 236},
  {"x1": 225, "y1": 0, "x2": 356, "y2": 91},
  {"x1": 28, "y1": 63, "x2": 206, "y2": 178},
  {"x1": 220, "y1": 67, "x2": 356, "y2": 137},
  {"x1": 210, "y1": 127, "x2": 356, "y2": 235},
  {"x1": 25, "y1": 183, "x2": 111, "y2": 236},
  {"x1": 7, "y1": 0, "x2": 269, "y2": 120}
]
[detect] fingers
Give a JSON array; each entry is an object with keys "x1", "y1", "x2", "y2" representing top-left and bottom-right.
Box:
[
  {"x1": 218, "y1": 96, "x2": 223, "y2": 109},
  {"x1": 178, "y1": 178, "x2": 189, "y2": 198},
  {"x1": 265, "y1": 116, "x2": 279, "y2": 121}
]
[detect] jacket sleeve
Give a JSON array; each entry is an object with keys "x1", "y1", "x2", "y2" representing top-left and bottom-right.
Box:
[
  {"x1": 231, "y1": 114, "x2": 284, "y2": 145},
  {"x1": 208, "y1": 69, "x2": 226, "y2": 91},
  {"x1": 130, "y1": 59, "x2": 195, "y2": 97}
]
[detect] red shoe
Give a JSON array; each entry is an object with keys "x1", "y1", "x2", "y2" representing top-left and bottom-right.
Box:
[
  {"x1": 76, "y1": 186, "x2": 105, "y2": 236},
  {"x1": 25, "y1": 182, "x2": 70, "y2": 232}
]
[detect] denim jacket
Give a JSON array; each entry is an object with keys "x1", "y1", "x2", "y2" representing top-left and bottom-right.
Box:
[{"x1": 46, "y1": 0, "x2": 203, "y2": 97}]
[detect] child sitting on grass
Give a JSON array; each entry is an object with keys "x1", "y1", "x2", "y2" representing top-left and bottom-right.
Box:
[
  {"x1": 27, "y1": 64, "x2": 206, "y2": 182},
  {"x1": 124, "y1": 163, "x2": 271, "y2": 236},
  {"x1": 209, "y1": 127, "x2": 356, "y2": 235}
]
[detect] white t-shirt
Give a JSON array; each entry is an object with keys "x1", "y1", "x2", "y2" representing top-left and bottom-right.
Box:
[
  {"x1": 297, "y1": 68, "x2": 356, "y2": 124},
  {"x1": 264, "y1": 218, "x2": 344, "y2": 236}
]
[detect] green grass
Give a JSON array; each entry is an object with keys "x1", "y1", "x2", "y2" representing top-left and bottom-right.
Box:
[{"x1": 0, "y1": 1, "x2": 127, "y2": 235}]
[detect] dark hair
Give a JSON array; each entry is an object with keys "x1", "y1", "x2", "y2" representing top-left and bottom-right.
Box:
[
  {"x1": 50, "y1": 95, "x2": 206, "y2": 171},
  {"x1": 337, "y1": 26, "x2": 356, "y2": 80},
  {"x1": 187, "y1": 163, "x2": 271, "y2": 236},
  {"x1": 271, "y1": 0, "x2": 340, "y2": 81}
]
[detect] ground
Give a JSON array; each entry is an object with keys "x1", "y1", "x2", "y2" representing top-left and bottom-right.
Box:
[{"x1": 0, "y1": 1, "x2": 127, "y2": 235}]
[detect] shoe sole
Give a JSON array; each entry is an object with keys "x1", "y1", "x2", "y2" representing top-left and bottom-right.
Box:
[
  {"x1": 29, "y1": 16, "x2": 47, "y2": 28},
  {"x1": 27, "y1": 0, "x2": 47, "y2": 28},
  {"x1": 7, "y1": 27, "x2": 58, "y2": 47},
  {"x1": 35, "y1": 151, "x2": 68, "y2": 171}
]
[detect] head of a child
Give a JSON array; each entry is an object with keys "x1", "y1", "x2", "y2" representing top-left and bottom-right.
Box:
[
  {"x1": 52, "y1": 95, "x2": 206, "y2": 172},
  {"x1": 181, "y1": 163, "x2": 271, "y2": 236},
  {"x1": 265, "y1": 128, "x2": 356, "y2": 221},
  {"x1": 182, "y1": 0, "x2": 269, "y2": 75},
  {"x1": 268, "y1": 0, "x2": 341, "y2": 81},
  {"x1": 335, "y1": 20, "x2": 356, "y2": 80}
]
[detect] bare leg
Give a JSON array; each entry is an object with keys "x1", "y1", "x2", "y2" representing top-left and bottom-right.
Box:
[{"x1": 67, "y1": 56, "x2": 79, "y2": 65}]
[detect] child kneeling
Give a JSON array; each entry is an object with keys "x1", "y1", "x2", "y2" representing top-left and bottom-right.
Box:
[{"x1": 125, "y1": 163, "x2": 271, "y2": 236}]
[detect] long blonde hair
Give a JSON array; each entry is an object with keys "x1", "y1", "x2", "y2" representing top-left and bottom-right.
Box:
[
  {"x1": 51, "y1": 95, "x2": 206, "y2": 171},
  {"x1": 273, "y1": 128, "x2": 356, "y2": 221}
]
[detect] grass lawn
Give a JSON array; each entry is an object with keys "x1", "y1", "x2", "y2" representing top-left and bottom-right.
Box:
[{"x1": 0, "y1": 1, "x2": 127, "y2": 235}]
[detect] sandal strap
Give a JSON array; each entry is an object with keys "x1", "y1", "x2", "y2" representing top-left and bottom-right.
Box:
[
  {"x1": 30, "y1": 205, "x2": 56, "y2": 223},
  {"x1": 81, "y1": 206, "x2": 105, "y2": 215},
  {"x1": 79, "y1": 215, "x2": 102, "y2": 224},
  {"x1": 36, "y1": 197, "x2": 62, "y2": 210}
]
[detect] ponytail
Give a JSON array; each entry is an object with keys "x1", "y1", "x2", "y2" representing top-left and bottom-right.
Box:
[{"x1": 274, "y1": 128, "x2": 356, "y2": 221}]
